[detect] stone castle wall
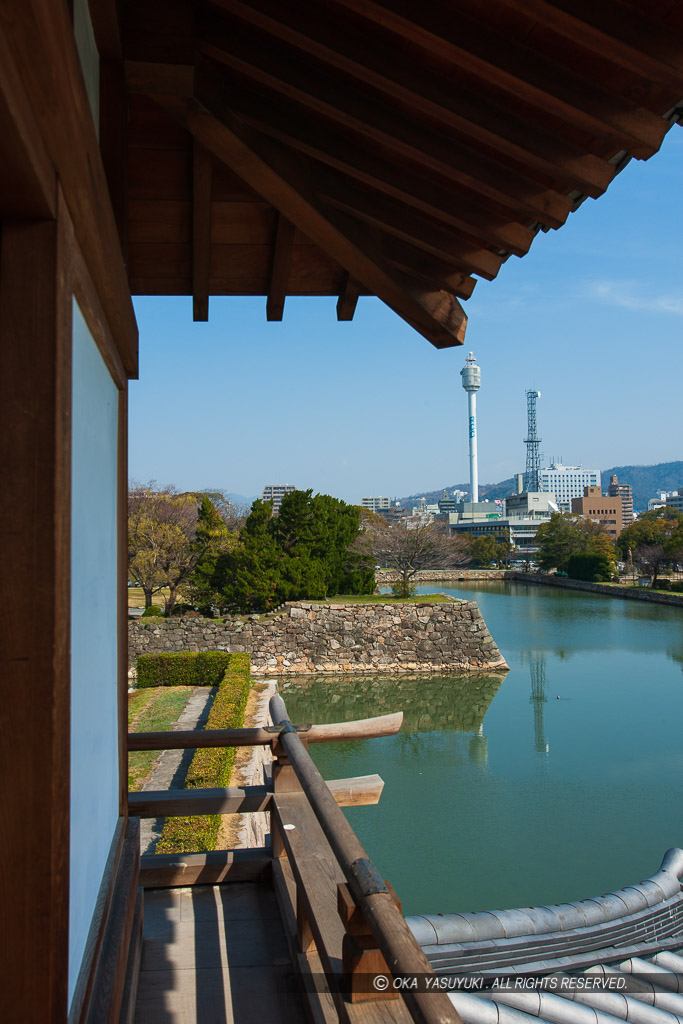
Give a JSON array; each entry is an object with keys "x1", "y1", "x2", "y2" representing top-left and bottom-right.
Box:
[{"x1": 129, "y1": 600, "x2": 508, "y2": 675}]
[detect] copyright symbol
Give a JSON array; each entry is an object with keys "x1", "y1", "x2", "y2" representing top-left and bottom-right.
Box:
[{"x1": 373, "y1": 975, "x2": 389, "y2": 992}]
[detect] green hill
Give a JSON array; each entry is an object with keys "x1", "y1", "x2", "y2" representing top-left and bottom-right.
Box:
[{"x1": 399, "y1": 462, "x2": 683, "y2": 513}]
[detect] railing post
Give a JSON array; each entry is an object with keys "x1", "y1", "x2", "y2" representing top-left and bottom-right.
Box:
[
  {"x1": 270, "y1": 726, "x2": 307, "y2": 858},
  {"x1": 338, "y1": 882, "x2": 401, "y2": 1003}
]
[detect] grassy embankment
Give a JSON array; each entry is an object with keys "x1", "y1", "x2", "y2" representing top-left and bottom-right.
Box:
[
  {"x1": 128, "y1": 686, "x2": 195, "y2": 791},
  {"x1": 127, "y1": 586, "x2": 169, "y2": 609},
  {"x1": 322, "y1": 593, "x2": 452, "y2": 604}
]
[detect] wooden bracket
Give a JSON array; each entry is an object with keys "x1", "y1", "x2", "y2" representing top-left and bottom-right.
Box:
[{"x1": 337, "y1": 881, "x2": 402, "y2": 1002}]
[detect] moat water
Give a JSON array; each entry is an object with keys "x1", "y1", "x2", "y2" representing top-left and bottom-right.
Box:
[{"x1": 277, "y1": 582, "x2": 683, "y2": 917}]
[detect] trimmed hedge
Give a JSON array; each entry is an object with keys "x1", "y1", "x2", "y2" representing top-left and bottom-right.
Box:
[
  {"x1": 155, "y1": 652, "x2": 251, "y2": 854},
  {"x1": 141, "y1": 605, "x2": 165, "y2": 618},
  {"x1": 137, "y1": 650, "x2": 231, "y2": 688}
]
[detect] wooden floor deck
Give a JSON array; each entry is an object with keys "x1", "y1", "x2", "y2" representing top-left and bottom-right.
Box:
[{"x1": 134, "y1": 882, "x2": 308, "y2": 1024}]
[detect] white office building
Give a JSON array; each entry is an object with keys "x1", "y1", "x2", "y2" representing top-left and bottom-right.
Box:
[
  {"x1": 538, "y1": 463, "x2": 600, "y2": 512},
  {"x1": 262, "y1": 483, "x2": 297, "y2": 513},
  {"x1": 361, "y1": 496, "x2": 393, "y2": 512}
]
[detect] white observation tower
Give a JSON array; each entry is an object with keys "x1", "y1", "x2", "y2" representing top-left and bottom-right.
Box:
[{"x1": 460, "y1": 351, "x2": 481, "y2": 503}]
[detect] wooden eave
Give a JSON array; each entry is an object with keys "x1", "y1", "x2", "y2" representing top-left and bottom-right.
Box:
[{"x1": 117, "y1": 0, "x2": 683, "y2": 348}]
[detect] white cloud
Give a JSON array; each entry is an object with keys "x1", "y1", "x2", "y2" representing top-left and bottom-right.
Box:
[{"x1": 586, "y1": 280, "x2": 683, "y2": 315}]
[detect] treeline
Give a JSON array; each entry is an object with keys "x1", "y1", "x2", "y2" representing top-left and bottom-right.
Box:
[
  {"x1": 535, "y1": 507, "x2": 683, "y2": 584},
  {"x1": 128, "y1": 486, "x2": 375, "y2": 614}
]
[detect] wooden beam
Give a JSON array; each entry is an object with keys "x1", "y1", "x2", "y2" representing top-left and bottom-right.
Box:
[
  {"x1": 129, "y1": 710, "x2": 404, "y2": 750},
  {"x1": 99, "y1": 58, "x2": 129, "y2": 267},
  {"x1": 129, "y1": 785, "x2": 272, "y2": 818},
  {"x1": 76, "y1": 819, "x2": 140, "y2": 1024},
  {"x1": 207, "y1": 0, "x2": 615, "y2": 197},
  {"x1": 87, "y1": 0, "x2": 122, "y2": 59},
  {"x1": 266, "y1": 213, "x2": 295, "y2": 321},
  {"x1": 224, "y1": 86, "x2": 540, "y2": 244},
  {"x1": 128, "y1": 775, "x2": 385, "y2": 818},
  {"x1": 139, "y1": 848, "x2": 271, "y2": 888},
  {"x1": 320, "y1": 178, "x2": 506, "y2": 279},
  {"x1": 0, "y1": 210, "x2": 72, "y2": 1023},
  {"x1": 197, "y1": 25, "x2": 573, "y2": 229},
  {"x1": 1, "y1": 0, "x2": 138, "y2": 376},
  {"x1": 332, "y1": 0, "x2": 670, "y2": 158},
  {"x1": 326, "y1": 774, "x2": 384, "y2": 806},
  {"x1": 0, "y1": 19, "x2": 56, "y2": 218},
  {"x1": 383, "y1": 241, "x2": 479, "y2": 300},
  {"x1": 125, "y1": 59, "x2": 194, "y2": 97},
  {"x1": 337, "y1": 272, "x2": 361, "y2": 321},
  {"x1": 192, "y1": 139, "x2": 212, "y2": 321},
  {"x1": 154, "y1": 97, "x2": 468, "y2": 348},
  {"x1": 495, "y1": 0, "x2": 683, "y2": 94}
]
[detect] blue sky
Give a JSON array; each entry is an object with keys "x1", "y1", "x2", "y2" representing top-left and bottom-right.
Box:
[{"x1": 130, "y1": 128, "x2": 682, "y2": 505}]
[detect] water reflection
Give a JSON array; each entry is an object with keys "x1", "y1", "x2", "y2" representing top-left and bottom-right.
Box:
[
  {"x1": 278, "y1": 671, "x2": 507, "y2": 736},
  {"x1": 527, "y1": 653, "x2": 549, "y2": 755}
]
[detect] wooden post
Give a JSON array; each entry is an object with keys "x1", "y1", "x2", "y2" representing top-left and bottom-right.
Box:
[
  {"x1": 270, "y1": 731, "x2": 307, "y2": 858},
  {"x1": 338, "y1": 881, "x2": 401, "y2": 1002}
]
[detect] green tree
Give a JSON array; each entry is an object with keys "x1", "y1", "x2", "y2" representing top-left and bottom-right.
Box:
[
  {"x1": 565, "y1": 551, "x2": 613, "y2": 582},
  {"x1": 213, "y1": 491, "x2": 374, "y2": 612},
  {"x1": 129, "y1": 486, "x2": 237, "y2": 614},
  {"x1": 617, "y1": 507, "x2": 683, "y2": 585},
  {"x1": 469, "y1": 534, "x2": 505, "y2": 567},
  {"x1": 181, "y1": 495, "x2": 235, "y2": 612},
  {"x1": 535, "y1": 513, "x2": 615, "y2": 574},
  {"x1": 214, "y1": 499, "x2": 284, "y2": 613}
]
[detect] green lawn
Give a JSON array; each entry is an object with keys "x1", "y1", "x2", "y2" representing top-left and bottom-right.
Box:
[
  {"x1": 317, "y1": 593, "x2": 453, "y2": 604},
  {"x1": 127, "y1": 586, "x2": 169, "y2": 609},
  {"x1": 128, "y1": 685, "x2": 196, "y2": 792}
]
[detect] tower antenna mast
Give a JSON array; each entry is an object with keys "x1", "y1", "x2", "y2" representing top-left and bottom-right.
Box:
[
  {"x1": 460, "y1": 352, "x2": 481, "y2": 503},
  {"x1": 524, "y1": 390, "x2": 542, "y2": 492}
]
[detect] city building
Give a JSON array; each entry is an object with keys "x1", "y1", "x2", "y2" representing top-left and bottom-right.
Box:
[
  {"x1": 538, "y1": 464, "x2": 601, "y2": 512},
  {"x1": 607, "y1": 475, "x2": 634, "y2": 524},
  {"x1": 648, "y1": 493, "x2": 668, "y2": 511},
  {"x1": 665, "y1": 490, "x2": 683, "y2": 512},
  {"x1": 262, "y1": 484, "x2": 297, "y2": 513},
  {"x1": 504, "y1": 492, "x2": 560, "y2": 520},
  {"x1": 571, "y1": 486, "x2": 624, "y2": 540},
  {"x1": 361, "y1": 496, "x2": 393, "y2": 513}
]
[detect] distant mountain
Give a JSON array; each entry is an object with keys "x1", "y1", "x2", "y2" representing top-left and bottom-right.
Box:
[
  {"x1": 600, "y1": 462, "x2": 683, "y2": 511},
  {"x1": 398, "y1": 461, "x2": 683, "y2": 513},
  {"x1": 199, "y1": 489, "x2": 258, "y2": 510},
  {"x1": 397, "y1": 478, "x2": 515, "y2": 508}
]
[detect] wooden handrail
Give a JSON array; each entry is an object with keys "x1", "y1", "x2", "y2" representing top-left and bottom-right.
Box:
[
  {"x1": 127, "y1": 775, "x2": 385, "y2": 818},
  {"x1": 269, "y1": 694, "x2": 462, "y2": 1024},
  {"x1": 127, "y1": 711, "x2": 402, "y2": 751}
]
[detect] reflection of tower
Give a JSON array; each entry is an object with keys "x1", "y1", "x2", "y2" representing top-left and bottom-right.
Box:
[
  {"x1": 529, "y1": 654, "x2": 549, "y2": 754},
  {"x1": 468, "y1": 724, "x2": 489, "y2": 766},
  {"x1": 524, "y1": 390, "x2": 542, "y2": 493},
  {"x1": 461, "y1": 352, "x2": 481, "y2": 503}
]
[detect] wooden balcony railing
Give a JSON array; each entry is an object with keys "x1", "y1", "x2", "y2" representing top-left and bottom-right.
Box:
[{"x1": 127, "y1": 696, "x2": 461, "y2": 1024}]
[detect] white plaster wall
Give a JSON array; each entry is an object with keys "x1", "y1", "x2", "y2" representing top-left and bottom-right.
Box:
[{"x1": 69, "y1": 302, "x2": 120, "y2": 1004}]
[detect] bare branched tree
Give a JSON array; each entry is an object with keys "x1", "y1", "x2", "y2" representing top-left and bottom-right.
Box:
[
  {"x1": 363, "y1": 518, "x2": 471, "y2": 596},
  {"x1": 128, "y1": 483, "x2": 202, "y2": 612}
]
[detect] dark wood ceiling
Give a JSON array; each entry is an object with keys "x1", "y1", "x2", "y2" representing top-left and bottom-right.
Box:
[{"x1": 115, "y1": 0, "x2": 683, "y2": 348}]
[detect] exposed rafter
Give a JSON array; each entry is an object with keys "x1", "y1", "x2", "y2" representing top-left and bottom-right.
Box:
[
  {"x1": 119, "y1": 0, "x2": 683, "y2": 350},
  {"x1": 266, "y1": 213, "x2": 295, "y2": 321},
  {"x1": 192, "y1": 139, "x2": 212, "y2": 321},
  {"x1": 206, "y1": 0, "x2": 615, "y2": 197},
  {"x1": 336, "y1": 272, "x2": 360, "y2": 321},
  {"x1": 156, "y1": 96, "x2": 468, "y2": 347},
  {"x1": 331, "y1": 0, "x2": 671, "y2": 158}
]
